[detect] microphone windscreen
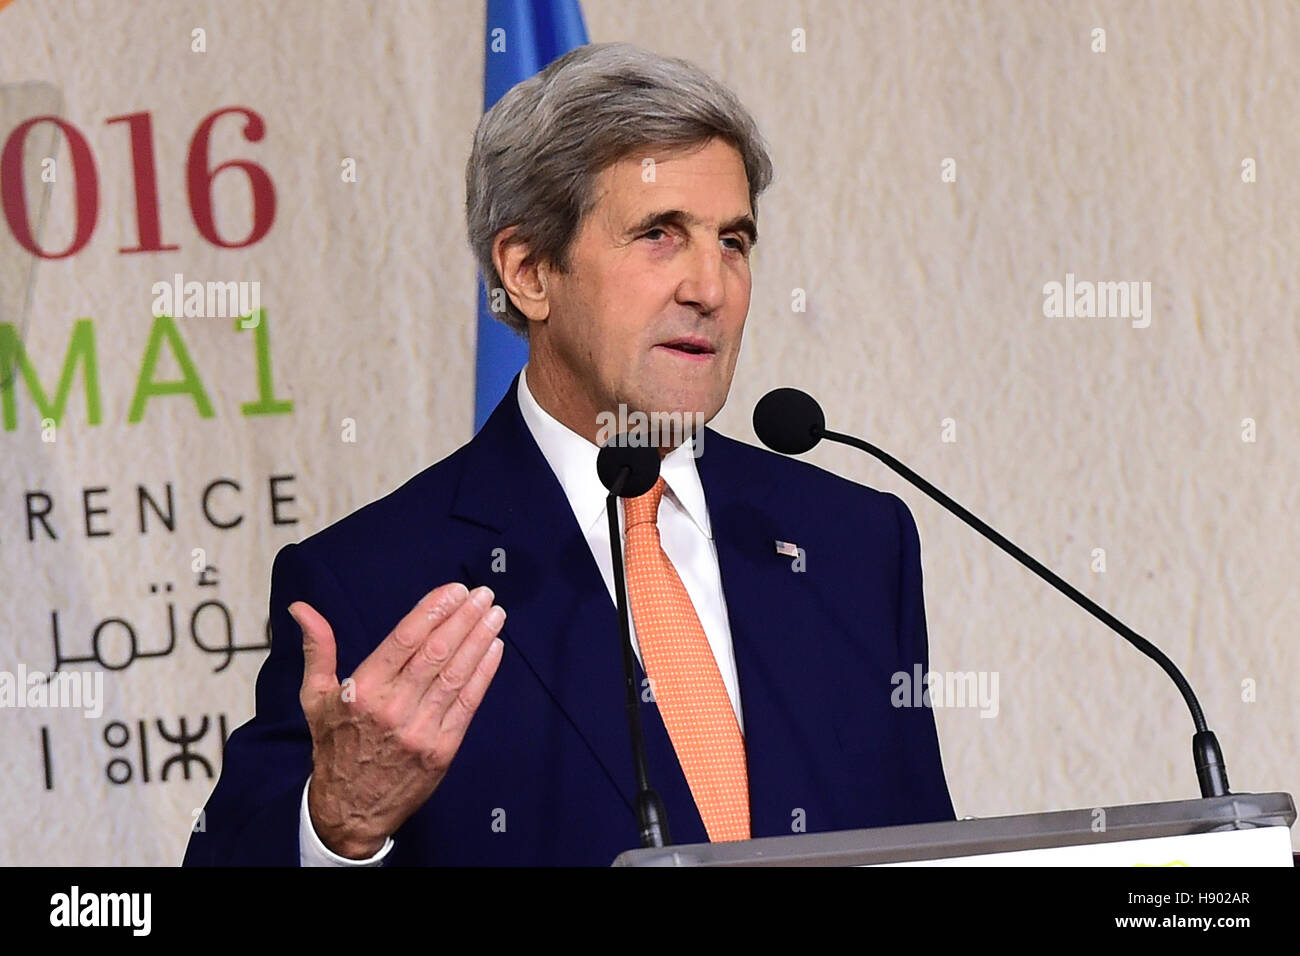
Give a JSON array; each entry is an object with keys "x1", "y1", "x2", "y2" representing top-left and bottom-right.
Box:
[
  {"x1": 753, "y1": 388, "x2": 825, "y2": 454},
  {"x1": 597, "y1": 440, "x2": 662, "y2": 497}
]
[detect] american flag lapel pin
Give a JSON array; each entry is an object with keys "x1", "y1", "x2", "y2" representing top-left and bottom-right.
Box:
[{"x1": 774, "y1": 540, "x2": 799, "y2": 557}]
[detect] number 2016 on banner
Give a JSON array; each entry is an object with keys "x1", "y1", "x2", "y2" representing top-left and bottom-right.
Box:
[{"x1": 0, "y1": 106, "x2": 276, "y2": 258}]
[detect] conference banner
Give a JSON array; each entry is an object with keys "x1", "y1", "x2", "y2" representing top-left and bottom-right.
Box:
[{"x1": 0, "y1": 0, "x2": 499, "y2": 866}]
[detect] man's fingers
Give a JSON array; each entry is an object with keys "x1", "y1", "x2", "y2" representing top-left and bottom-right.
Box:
[
  {"x1": 431, "y1": 635, "x2": 505, "y2": 743},
  {"x1": 354, "y1": 582, "x2": 471, "y2": 685},
  {"x1": 394, "y1": 586, "x2": 499, "y2": 699},
  {"x1": 418, "y1": 603, "x2": 506, "y2": 727},
  {"x1": 292, "y1": 601, "x2": 339, "y2": 700}
]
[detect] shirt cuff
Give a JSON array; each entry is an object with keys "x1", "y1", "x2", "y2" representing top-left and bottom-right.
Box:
[{"x1": 299, "y1": 774, "x2": 395, "y2": 866}]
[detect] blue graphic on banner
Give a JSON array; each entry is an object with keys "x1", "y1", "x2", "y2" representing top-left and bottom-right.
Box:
[{"x1": 473, "y1": 0, "x2": 589, "y2": 432}]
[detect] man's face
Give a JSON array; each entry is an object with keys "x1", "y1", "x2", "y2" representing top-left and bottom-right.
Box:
[{"x1": 525, "y1": 137, "x2": 756, "y2": 444}]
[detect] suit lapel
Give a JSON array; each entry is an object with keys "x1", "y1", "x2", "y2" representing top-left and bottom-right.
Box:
[
  {"x1": 449, "y1": 380, "x2": 830, "y2": 843},
  {"x1": 697, "y1": 431, "x2": 837, "y2": 838},
  {"x1": 450, "y1": 378, "x2": 706, "y2": 842}
]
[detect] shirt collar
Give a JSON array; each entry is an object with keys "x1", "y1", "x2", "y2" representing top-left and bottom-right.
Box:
[{"x1": 516, "y1": 363, "x2": 712, "y2": 538}]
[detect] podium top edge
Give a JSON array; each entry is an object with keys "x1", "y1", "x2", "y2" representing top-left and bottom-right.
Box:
[{"x1": 612, "y1": 792, "x2": 1296, "y2": 867}]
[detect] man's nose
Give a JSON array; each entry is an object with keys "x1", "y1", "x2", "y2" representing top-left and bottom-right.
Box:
[{"x1": 676, "y1": 239, "x2": 726, "y2": 314}]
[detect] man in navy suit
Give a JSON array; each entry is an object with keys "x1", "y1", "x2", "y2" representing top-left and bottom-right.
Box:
[{"x1": 184, "y1": 42, "x2": 954, "y2": 867}]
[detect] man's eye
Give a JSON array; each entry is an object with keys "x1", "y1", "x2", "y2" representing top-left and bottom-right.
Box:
[
  {"x1": 643, "y1": 228, "x2": 669, "y2": 242},
  {"x1": 722, "y1": 236, "x2": 748, "y2": 253}
]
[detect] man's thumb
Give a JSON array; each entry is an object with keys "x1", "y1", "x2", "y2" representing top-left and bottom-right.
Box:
[{"x1": 290, "y1": 601, "x2": 338, "y2": 690}]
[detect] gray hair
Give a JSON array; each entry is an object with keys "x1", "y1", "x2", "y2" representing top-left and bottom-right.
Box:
[{"x1": 465, "y1": 42, "x2": 775, "y2": 337}]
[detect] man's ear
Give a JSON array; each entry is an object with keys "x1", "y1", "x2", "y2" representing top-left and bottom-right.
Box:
[{"x1": 492, "y1": 226, "x2": 550, "y2": 324}]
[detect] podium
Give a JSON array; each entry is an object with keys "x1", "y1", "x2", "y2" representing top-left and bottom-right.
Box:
[{"x1": 612, "y1": 791, "x2": 1295, "y2": 866}]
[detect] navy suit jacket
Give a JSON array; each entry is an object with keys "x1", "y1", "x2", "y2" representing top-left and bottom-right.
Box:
[{"x1": 184, "y1": 375, "x2": 955, "y2": 866}]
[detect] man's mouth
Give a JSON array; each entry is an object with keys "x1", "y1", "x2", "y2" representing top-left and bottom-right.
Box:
[{"x1": 656, "y1": 337, "x2": 716, "y2": 359}]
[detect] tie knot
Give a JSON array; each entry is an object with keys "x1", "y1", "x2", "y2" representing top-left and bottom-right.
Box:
[{"x1": 624, "y1": 476, "x2": 666, "y2": 531}]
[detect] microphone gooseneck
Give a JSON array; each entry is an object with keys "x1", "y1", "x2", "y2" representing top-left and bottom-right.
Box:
[
  {"x1": 596, "y1": 440, "x2": 672, "y2": 847},
  {"x1": 753, "y1": 387, "x2": 1230, "y2": 799}
]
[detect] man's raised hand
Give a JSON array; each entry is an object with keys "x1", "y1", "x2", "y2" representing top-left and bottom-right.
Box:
[{"x1": 291, "y1": 582, "x2": 506, "y2": 859}]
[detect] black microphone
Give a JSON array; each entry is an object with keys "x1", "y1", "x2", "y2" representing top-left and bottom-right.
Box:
[
  {"x1": 753, "y1": 387, "x2": 1231, "y2": 799},
  {"x1": 596, "y1": 439, "x2": 672, "y2": 848}
]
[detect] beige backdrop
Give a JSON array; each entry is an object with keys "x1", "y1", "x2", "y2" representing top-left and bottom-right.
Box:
[{"x1": 0, "y1": 0, "x2": 1295, "y2": 865}]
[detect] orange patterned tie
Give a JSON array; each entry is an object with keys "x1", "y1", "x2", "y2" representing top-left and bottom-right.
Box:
[{"x1": 623, "y1": 476, "x2": 750, "y2": 842}]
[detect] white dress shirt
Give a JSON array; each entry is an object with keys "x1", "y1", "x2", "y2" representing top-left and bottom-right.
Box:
[{"x1": 300, "y1": 364, "x2": 740, "y2": 865}]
